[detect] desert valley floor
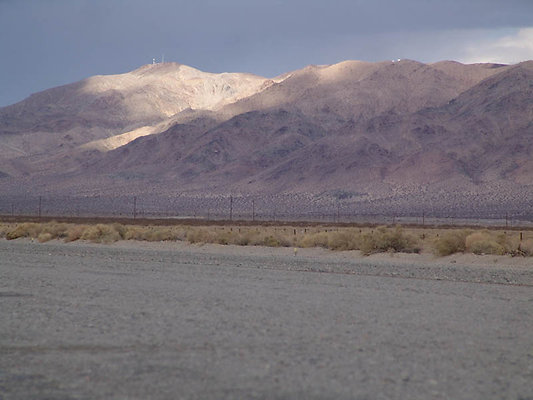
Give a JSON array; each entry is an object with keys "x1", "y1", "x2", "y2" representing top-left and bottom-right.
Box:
[{"x1": 1, "y1": 239, "x2": 532, "y2": 399}]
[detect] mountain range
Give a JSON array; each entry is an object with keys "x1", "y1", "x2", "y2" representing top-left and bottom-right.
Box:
[{"x1": 0, "y1": 59, "x2": 532, "y2": 218}]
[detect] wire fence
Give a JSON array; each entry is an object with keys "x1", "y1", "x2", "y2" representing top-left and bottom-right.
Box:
[{"x1": 1, "y1": 194, "x2": 532, "y2": 228}]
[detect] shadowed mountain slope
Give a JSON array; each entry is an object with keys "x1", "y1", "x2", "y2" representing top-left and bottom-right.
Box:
[{"x1": 0, "y1": 60, "x2": 531, "y2": 217}]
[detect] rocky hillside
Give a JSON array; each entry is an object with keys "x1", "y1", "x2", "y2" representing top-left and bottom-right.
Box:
[
  {"x1": 0, "y1": 60, "x2": 531, "y2": 218},
  {"x1": 0, "y1": 63, "x2": 269, "y2": 161}
]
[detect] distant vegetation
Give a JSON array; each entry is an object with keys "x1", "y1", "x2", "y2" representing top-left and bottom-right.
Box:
[{"x1": 1, "y1": 221, "x2": 532, "y2": 257}]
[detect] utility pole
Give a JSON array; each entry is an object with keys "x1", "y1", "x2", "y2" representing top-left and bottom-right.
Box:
[
  {"x1": 230, "y1": 196, "x2": 233, "y2": 221},
  {"x1": 133, "y1": 196, "x2": 137, "y2": 219},
  {"x1": 38, "y1": 196, "x2": 42, "y2": 218}
]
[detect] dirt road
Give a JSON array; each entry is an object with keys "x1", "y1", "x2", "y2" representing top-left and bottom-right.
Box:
[{"x1": 1, "y1": 240, "x2": 532, "y2": 399}]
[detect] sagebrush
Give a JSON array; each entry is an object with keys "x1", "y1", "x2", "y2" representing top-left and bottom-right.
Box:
[{"x1": 1, "y1": 221, "x2": 531, "y2": 257}]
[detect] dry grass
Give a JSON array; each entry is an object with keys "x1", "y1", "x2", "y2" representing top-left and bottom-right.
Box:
[
  {"x1": 298, "y1": 232, "x2": 331, "y2": 248},
  {"x1": 434, "y1": 230, "x2": 471, "y2": 256},
  {"x1": 359, "y1": 226, "x2": 420, "y2": 255},
  {"x1": 5, "y1": 222, "x2": 43, "y2": 240},
  {"x1": 519, "y1": 239, "x2": 533, "y2": 256},
  {"x1": 40, "y1": 222, "x2": 69, "y2": 239},
  {"x1": 465, "y1": 231, "x2": 507, "y2": 255},
  {"x1": 0, "y1": 223, "x2": 11, "y2": 237},
  {"x1": 1, "y1": 221, "x2": 532, "y2": 257},
  {"x1": 186, "y1": 227, "x2": 293, "y2": 247},
  {"x1": 80, "y1": 224, "x2": 122, "y2": 244},
  {"x1": 125, "y1": 226, "x2": 186, "y2": 242},
  {"x1": 37, "y1": 232, "x2": 54, "y2": 243},
  {"x1": 433, "y1": 229, "x2": 530, "y2": 256},
  {"x1": 65, "y1": 224, "x2": 87, "y2": 242},
  {"x1": 326, "y1": 230, "x2": 361, "y2": 251}
]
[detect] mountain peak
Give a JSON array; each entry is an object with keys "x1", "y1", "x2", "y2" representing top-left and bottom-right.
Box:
[{"x1": 131, "y1": 61, "x2": 184, "y2": 76}]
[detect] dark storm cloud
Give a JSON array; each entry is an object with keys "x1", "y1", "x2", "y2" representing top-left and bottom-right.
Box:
[{"x1": 0, "y1": 0, "x2": 532, "y2": 106}]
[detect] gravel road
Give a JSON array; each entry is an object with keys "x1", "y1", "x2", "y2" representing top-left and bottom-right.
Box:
[{"x1": 1, "y1": 240, "x2": 532, "y2": 399}]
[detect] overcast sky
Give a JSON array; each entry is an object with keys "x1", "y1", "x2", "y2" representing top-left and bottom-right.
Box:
[{"x1": 1, "y1": 0, "x2": 532, "y2": 107}]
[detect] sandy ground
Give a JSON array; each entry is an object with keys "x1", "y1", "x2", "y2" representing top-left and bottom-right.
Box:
[
  {"x1": 112, "y1": 239, "x2": 533, "y2": 268},
  {"x1": 1, "y1": 239, "x2": 532, "y2": 399},
  {"x1": 5, "y1": 238, "x2": 533, "y2": 283}
]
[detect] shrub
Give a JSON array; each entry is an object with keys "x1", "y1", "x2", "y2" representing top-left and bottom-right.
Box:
[
  {"x1": 263, "y1": 235, "x2": 282, "y2": 247},
  {"x1": 469, "y1": 240, "x2": 506, "y2": 255},
  {"x1": 187, "y1": 228, "x2": 215, "y2": 244},
  {"x1": 0, "y1": 223, "x2": 12, "y2": 237},
  {"x1": 518, "y1": 239, "x2": 533, "y2": 256},
  {"x1": 65, "y1": 225, "x2": 87, "y2": 242},
  {"x1": 298, "y1": 232, "x2": 330, "y2": 248},
  {"x1": 145, "y1": 227, "x2": 182, "y2": 241},
  {"x1": 233, "y1": 231, "x2": 253, "y2": 246},
  {"x1": 243, "y1": 231, "x2": 268, "y2": 246},
  {"x1": 297, "y1": 230, "x2": 361, "y2": 251},
  {"x1": 434, "y1": 230, "x2": 470, "y2": 256},
  {"x1": 327, "y1": 230, "x2": 361, "y2": 251},
  {"x1": 215, "y1": 231, "x2": 235, "y2": 245},
  {"x1": 40, "y1": 222, "x2": 69, "y2": 239},
  {"x1": 156, "y1": 228, "x2": 182, "y2": 241},
  {"x1": 465, "y1": 231, "x2": 506, "y2": 255},
  {"x1": 123, "y1": 226, "x2": 145, "y2": 241},
  {"x1": 6, "y1": 223, "x2": 42, "y2": 240},
  {"x1": 360, "y1": 226, "x2": 419, "y2": 255},
  {"x1": 37, "y1": 232, "x2": 53, "y2": 243},
  {"x1": 111, "y1": 223, "x2": 127, "y2": 240},
  {"x1": 80, "y1": 224, "x2": 121, "y2": 244},
  {"x1": 261, "y1": 233, "x2": 291, "y2": 247}
]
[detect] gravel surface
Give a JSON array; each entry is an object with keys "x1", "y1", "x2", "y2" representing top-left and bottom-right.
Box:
[{"x1": 1, "y1": 239, "x2": 532, "y2": 399}]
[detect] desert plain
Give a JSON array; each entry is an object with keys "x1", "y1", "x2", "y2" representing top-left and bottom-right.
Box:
[{"x1": 1, "y1": 233, "x2": 532, "y2": 399}]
